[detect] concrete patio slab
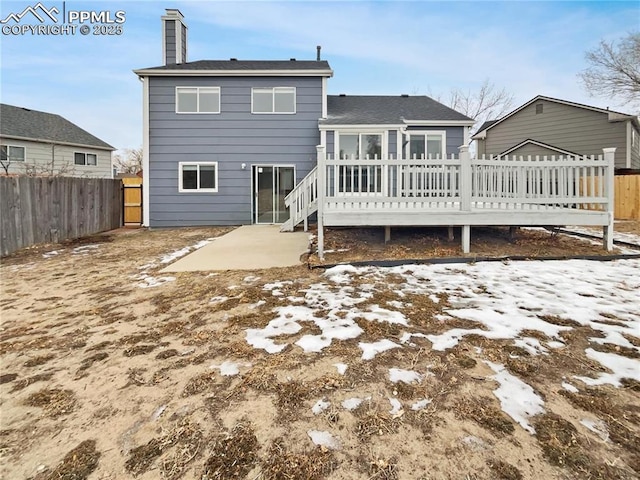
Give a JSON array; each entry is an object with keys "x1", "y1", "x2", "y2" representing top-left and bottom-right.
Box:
[{"x1": 160, "y1": 225, "x2": 309, "y2": 272}]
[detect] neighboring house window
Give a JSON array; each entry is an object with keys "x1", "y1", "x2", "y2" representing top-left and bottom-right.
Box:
[
  {"x1": 74, "y1": 152, "x2": 97, "y2": 166},
  {"x1": 179, "y1": 162, "x2": 218, "y2": 192},
  {"x1": 0, "y1": 145, "x2": 25, "y2": 162},
  {"x1": 338, "y1": 133, "x2": 382, "y2": 159},
  {"x1": 176, "y1": 87, "x2": 220, "y2": 113},
  {"x1": 408, "y1": 133, "x2": 445, "y2": 159},
  {"x1": 536, "y1": 103, "x2": 543, "y2": 114},
  {"x1": 252, "y1": 87, "x2": 296, "y2": 114}
]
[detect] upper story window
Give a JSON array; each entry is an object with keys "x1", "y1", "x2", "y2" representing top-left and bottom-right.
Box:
[
  {"x1": 252, "y1": 87, "x2": 296, "y2": 114},
  {"x1": 338, "y1": 133, "x2": 382, "y2": 159},
  {"x1": 0, "y1": 145, "x2": 25, "y2": 162},
  {"x1": 176, "y1": 87, "x2": 220, "y2": 113},
  {"x1": 74, "y1": 152, "x2": 97, "y2": 166},
  {"x1": 408, "y1": 133, "x2": 445, "y2": 159},
  {"x1": 179, "y1": 162, "x2": 218, "y2": 192}
]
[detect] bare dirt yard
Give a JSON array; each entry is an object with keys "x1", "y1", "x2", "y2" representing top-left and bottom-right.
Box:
[{"x1": 1, "y1": 225, "x2": 639, "y2": 480}]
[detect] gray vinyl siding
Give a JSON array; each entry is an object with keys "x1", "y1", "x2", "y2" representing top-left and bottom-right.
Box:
[
  {"x1": 148, "y1": 76, "x2": 323, "y2": 227},
  {"x1": 180, "y1": 24, "x2": 187, "y2": 63},
  {"x1": 326, "y1": 131, "x2": 334, "y2": 156},
  {"x1": 388, "y1": 131, "x2": 397, "y2": 157},
  {"x1": 0, "y1": 137, "x2": 112, "y2": 177},
  {"x1": 164, "y1": 20, "x2": 176, "y2": 65},
  {"x1": 482, "y1": 101, "x2": 629, "y2": 168},
  {"x1": 631, "y1": 124, "x2": 640, "y2": 169}
]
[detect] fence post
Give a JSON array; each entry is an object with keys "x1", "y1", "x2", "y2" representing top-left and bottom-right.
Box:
[
  {"x1": 602, "y1": 147, "x2": 616, "y2": 251},
  {"x1": 459, "y1": 145, "x2": 471, "y2": 253},
  {"x1": 316, "y1": 145, "x2": 326, "y2": 260}
]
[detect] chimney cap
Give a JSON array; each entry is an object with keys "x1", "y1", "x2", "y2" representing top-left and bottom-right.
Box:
[
  {"x1": 230, "y1": 58, "x2": 238, "y2": 61},
  {"x1": 339, "y1": 93, "x2": 346, "y2": 97},
  {"x1": 401, "y1": 94, "x2": 409, "y2": 97},
  {"x1": 290, "y1": 58, "x2": 296, "y2": 61},
  {"x1": 163, "y1": 8, "x2": 184, "y2": 20}
]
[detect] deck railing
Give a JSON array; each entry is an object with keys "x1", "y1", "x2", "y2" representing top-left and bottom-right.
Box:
[
  {"x1": 281, "y1": 166, "x2": 318, "y2": 232},
  {"x1": 284, "y1": 145, "x2": 615, "y2": 257}
]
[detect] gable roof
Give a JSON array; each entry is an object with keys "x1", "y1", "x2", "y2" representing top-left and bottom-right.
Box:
[
  {"x1": 134, "y1": 59, "x2": 333, "y2": 77},
  {"x1": 472, "y1": 95, "x2": 640, "y2": 139},
  {"x1": 320, "y1": 95, "x2": 474, "y2": 126},
  {"x1": 0, "y1": 104, "x2": 114, "y2": 150},
  {"x1": 500, "y1": 139, "x2": 578, "y2": 156},
  {"x1": 475, "y1": 120, "x2": 498, "y2": 133}
]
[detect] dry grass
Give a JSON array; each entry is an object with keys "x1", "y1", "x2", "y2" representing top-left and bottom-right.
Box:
[
  {"x1": 32, "y1": 440, "x2": 100, "y2": 480},
  {"x1": 2, "y1": 223, "x2": 639, "y2": 480},
  {"x1": 24, "y1": 388, "x2": 76, "y2": 417},
  {"x1": 533, "y1": 414, "x2": 589, "y2": 469},
  {"x1": 11, "y1": 373, "x2": 54, "y2": 392},
  {"x1": 454, "y1": 396, "x2": 515, "y2": 435},
  {"x1": 487, "y1": 458, "x2": 523, "y2": 480},
  {"x1": 201, "y1": 422, "x2": 258, "y2": 479},
  {"x1": 260, "y1": 438, "x2": 336, "y2": 480}
]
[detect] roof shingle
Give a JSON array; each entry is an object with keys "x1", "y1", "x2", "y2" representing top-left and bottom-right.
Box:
[
  {"x1": 136, "y1": 59, "x2": 332, "y2": 73},
  {"x1": 321, "y1": 95, "x2": 474, "y2": 125},
  {"x1": 0, "y1": 104, "x2": 114, "y2": 150}
]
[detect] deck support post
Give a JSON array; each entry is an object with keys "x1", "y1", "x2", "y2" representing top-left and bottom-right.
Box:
[
  {"x1": 602, "y1": 147, "x2": 616, "y2": 251},
  {"x1": 316, "y1": 145, "x2": 326, "y2": 260},
  {"x1": 459, "y1": 145, "x2": 472, "y2": 254},
  {"x1": 384, "y1": 226, "x2": 391, "y2": 244},
  {"x1": 462, "y1": 225, "x2": 471, "y2": 253},
  {"x1": 448, "y1": 226, "x2": 454, "y2": 241}
]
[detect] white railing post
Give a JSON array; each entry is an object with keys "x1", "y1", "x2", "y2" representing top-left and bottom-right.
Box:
[
  {"x1": 316, "y1": 145, "x2": 326, "y2": 260},
  {"x1": 459, "y1": 145, "x2": 471, "y2": 253},
  {"x1": 602, "y1": 147, "x2": 616, "y2": 251}
]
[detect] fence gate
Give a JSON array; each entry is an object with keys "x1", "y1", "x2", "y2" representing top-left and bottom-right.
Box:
[{"x1": 122, "y1": 178, "x2": 143, "y2": 226}]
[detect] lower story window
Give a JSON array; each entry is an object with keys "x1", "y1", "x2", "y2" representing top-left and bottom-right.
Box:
[
  {"x1": 1, "y1": 145, "x2": 25, "y2": 162},
  {"x1": 179, "y1": 162, "x2": 218, "y2": 192},
  {"x1": 408, "y1": 133, "x2": 445, "y2": 159},
  {"x1": 74, "y1": 152, "x2": 97, "y2": 166}
]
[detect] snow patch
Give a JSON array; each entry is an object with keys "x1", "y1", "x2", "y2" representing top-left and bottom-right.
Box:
[
  {"x1": 411, "y1": 399, "x2": 432, "y2": 411},
  {"x1": 389, "y1": 368, "x2": 423, "y2": 384},
  {"x1": 359, "y1": 339, "x2": 400, "y2": 360},
  {"x1": 561, "y1": 382, "x2": 579, "y2": 393},
  {"x1": 574, "y1": 348, "x2": 640, "y2": 387},
  {"x1": 307, "y1": 430, "x2": 340, "y2": 450},
  {"x1": 486, "y1": 361, "x2": 545, "y2": 434},
  {"x1": 334, "y1": 363, "x2": 348, "y2": 375},
  {"x1": 580, "y1": 418, "x2": 609, "y2": 441},
  {"x1": 312, "y1": 399, "x2": 331, "y2": 415}
]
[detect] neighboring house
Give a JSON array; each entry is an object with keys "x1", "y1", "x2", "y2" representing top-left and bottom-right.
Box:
[
  {"x1": 0, "y1": 103, "x2": 115, "y2": 178},
  {"x1": 134, "y1": 9, "x2": 474, "y2": 227},
  {"x1": 472, "y1": 95, "x2": 640, "y2": 171}
]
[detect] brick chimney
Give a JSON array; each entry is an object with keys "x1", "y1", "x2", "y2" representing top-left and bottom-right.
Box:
[{"x1": 162, "y1": 9, "x2": 187, "y2": 65}]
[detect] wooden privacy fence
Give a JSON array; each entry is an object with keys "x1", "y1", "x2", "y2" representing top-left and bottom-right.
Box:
[
  {"x1": 0, "y1": 176, "x2": 122, "y2": 257},
  {"x1": 579, "y1": 174, "x2": 640, "y2": 220},
  {"x1": 122, "y1": 177, "x2": 143, "y2": 225}
]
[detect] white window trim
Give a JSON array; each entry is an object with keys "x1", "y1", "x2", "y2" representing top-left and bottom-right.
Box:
[
  {"x1": 251, "y1": 87, "x2": 296, "y2": 114},
  {"x1": 73, "y1": 151, "x2": 98, "y2": 166},
  {"x1": 175, "y1": 86, "x2": 221, "y2": 114},
  {"x1": 178, "y1": 161, "x2": 219, "y2": 193},
  {"x1": 335, "y1": 131, "x2": 386, "y2": 160},
  {"x1": 405, "y1": 130, "x2": 447, "y2": 159},
  {"x1": 1, "y1": 144, "x2": 26, "y2": 162}
]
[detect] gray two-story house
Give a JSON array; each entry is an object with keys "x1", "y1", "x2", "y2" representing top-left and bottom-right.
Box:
[
  {"x1": 135, "y1": 9, "x2": 473, "y2": 228},
  {"x1": 472, "y1": 95, "x2": 640, "y2": 171}
]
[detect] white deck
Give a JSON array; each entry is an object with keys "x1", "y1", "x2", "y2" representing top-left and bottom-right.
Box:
[{"x1": 283, "y1": 146, "x2": 616, "y2": 258}]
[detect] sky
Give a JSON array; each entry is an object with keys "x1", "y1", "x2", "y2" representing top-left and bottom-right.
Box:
[{"x1": 0, "y1": 0, "x2": 638, "y2": 152}]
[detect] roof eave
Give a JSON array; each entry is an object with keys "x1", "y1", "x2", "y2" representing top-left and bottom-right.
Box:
[
  {"x1": 133, "y1": 68, "x2": 334, "y2": 78},
  {"x1": 402, "y1": 119, "x2": 475, "y2": 126},
  {"x1": 0, "y1": 134, "x2": 115, "y2": 151}
]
